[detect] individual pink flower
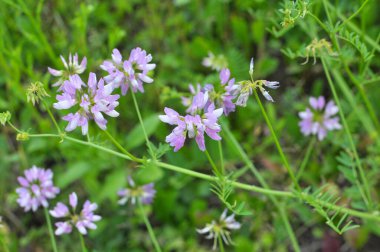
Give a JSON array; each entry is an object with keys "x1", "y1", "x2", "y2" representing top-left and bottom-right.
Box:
[
  {"x1": 299, "y1": 96, "x2": 342, "y2": 140},
  {"x1": 16, "y1": 166, "x2": 60, "y2": 212},
  {"x1": 50, "y1": 192, "x2": 101, "y2": 235}
]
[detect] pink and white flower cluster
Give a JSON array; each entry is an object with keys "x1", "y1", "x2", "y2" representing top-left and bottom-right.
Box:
[
  {"x1": 53, "y1": 73, "x2": 120, "y2": 135},
  {"x1": 100, "y1": 48, "x2": 156, "y2": 95},
  {"x1": 16, "y1": 166, "x2": 60, "y2": 212},
  {"x1": 16, "y1": 166, "x2": 101, "y2": 236},
  {"x1": 299, "y1": 96, "x2": 341, "y2": 140},
  {"x1": 50, "y1": 192, "x2": 101, "y2": 235}
]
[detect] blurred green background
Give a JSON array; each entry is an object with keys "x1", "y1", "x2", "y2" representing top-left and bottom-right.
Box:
[{"x1": 1, "y1": 0, "x2": 380, "y2": 251}]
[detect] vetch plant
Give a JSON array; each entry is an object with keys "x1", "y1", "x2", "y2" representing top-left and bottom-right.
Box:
[{"x1": 2, "y1": 10, "x2": 379, "y2": 249}]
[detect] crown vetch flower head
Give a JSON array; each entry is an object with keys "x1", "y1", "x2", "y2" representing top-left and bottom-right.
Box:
[
  {"x1": 182, "y1": 68, "x2": 238, "y2": 116},
  {"x1": 117, "y1": 176, "x2": 156, "y2": 205},
  {"x1": 101, "y1": 47, "x2": 156, "y2": 95},
  {"x1": 197, "y1": 209, "x2": 241, "y2": 250},
  {"x1": 53, "y1": 73, "x2": 120, "y2": 135},
  {"x1": 16, "y1": 166, "x2": 60, "y2": 212},
  {"x1": 181, "y1": 84, "x2": 202, "y2": 108},
  {"x1": 48, "y1": 53, "x2": 87, "y2": 88},
  {"x1": 299, "y1": 96, "x2": 341, "y2": 140},
  {"x1": 159, "y1": 105, "x2": 223, "y2": 152},
  {"x1": 50, "y1": 192, "x2": 101, "y2": 235},
  {"x1": 211, "y1": 68, "x2": 239, "y2": 115},
  {"x1": 236, "y1": 58, "x2": 280, "y2": 106}
]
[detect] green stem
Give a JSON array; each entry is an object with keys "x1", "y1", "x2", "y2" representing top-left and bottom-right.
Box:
[
  {"x1": 296, "y1": 137, "x2": 316, "y2": 182},
  {"x1": 340, "y1": 0, "x2": 369, "y2": 28},
  {"x1": 205, "y1": 149, "x2": 219, "y2": 175},
  {"x1": 253, "y1": 91, "x2": 301, "y2": 191},
  {"x1": 155, "y1": 161, "x2": 291, "y2": 197},
  {"x1": 321, "y1": 57, "x2": 372, "y2": 209},
  {"x1": 7, "y1": 122, "x2": 23, "y2": 134},
  {"x1": 130, "y1": 91, "x2": 153, "y2": 154},
  {"x1": 44, "y1": 207, "x2": 58, "y2": 252},
  {"x1": 29, "y1": 134, "x2": 136, "y2": 161},
  {"x1": 222, "y1": 122, "x2": 301, "y2": 252},
  {"x1": 218, "y1": 235, "x2": 225, "y2": 252},
  {"x1": 24, "y1": 133, "x2": 380, "y2": 222},
  {"x1": 362, "y1": 77, "x2": 380, "y2": 86},
  {"x1": 218, "y1": 141, "x2": 225, "y2": 175},
  {"x1": 42, "y1": 100, "x2": 61, "y2": 135},
  {"x1": 103, "y1": 130, "x2": 141, "y2": 162},
  {"x1": 328, "y1": 31, "x2": 380, "y2": 133},
  {"x1": 137, "y1": 200, "x2": 162, "y2": 252},
  {"x1": 79, "y1": 233, "x2": 88, "y2": 252},
  {"x1": 307, "y1": 12, "x2": 329, "y2": 33},
  {"x1": 322, "y1": 0, "x2": 333, "y2": 26},
  {"x1": 324, "y1": 1, "x2": 380, "y2": 53}
]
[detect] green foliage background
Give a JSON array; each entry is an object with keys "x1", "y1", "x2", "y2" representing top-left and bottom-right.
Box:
[{"x1": 0, "y1": 0, "x2": 379, "y2": 251}]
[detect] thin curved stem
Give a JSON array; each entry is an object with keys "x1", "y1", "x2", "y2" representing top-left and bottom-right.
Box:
[
  {"x1": 218, "y1": 141, "x2": 225, "y2": 175},
  {"x1": 103, "y1": 130, "x2": 141, "y2": 162},
  {"x1": 222, "y1": 122, "x2": 301, "y2": 252},
  {"x1": 42, "y1": 100, "x2": 61, "y2": 135},
  {"x1": 137, "y1": 200, "x2": 162, "y2": 252},
  {"x1": 321, "y1": 57, "x2": 372, "y2": 209},
  {"x1": 253, "y1": 90, "x2": 301, "y2": 191},
  {"x1": 79, "y1": 233, "x2": 87, "y2": 252},
  {"x1": 218, "y1": 235, "x2": 225, "y2": 252},
  {"x1": 44, "y1": 207, "x2": 58, "y2": 252},
  {"x1": 130, "y1": 91, "x2": 153, "y2": 154},
  {"x1": 7, "y1": 122, "x2": 23, "y2": 134},
  {"x1": 205, "y1": 149, "x2": 219, "y2": 175},
  {"x1": 341, "y1": 0, "x2": 369, "y2": 27},
  {"x1": 296, "y1": 137, "x2": 316, "y2": 182}
]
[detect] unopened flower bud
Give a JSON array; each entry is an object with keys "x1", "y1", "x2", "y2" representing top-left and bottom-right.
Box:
[
  {"x1": 0, "y1": 111, "x2": 11, "y2": 126},
  {"x1": 26, "y1": 82, "x2": 50, "y2": 106},
  {"x1": 16, "y1": 132, "x2": 29, "y2": 141},
  {"x1": 249, "y1": 58, "x2": 254, "y2": 76}
]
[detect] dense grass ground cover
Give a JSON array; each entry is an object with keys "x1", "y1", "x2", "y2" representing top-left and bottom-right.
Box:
[{"x1": 1, "y1": 0, "x2": 380, "y2": 251}]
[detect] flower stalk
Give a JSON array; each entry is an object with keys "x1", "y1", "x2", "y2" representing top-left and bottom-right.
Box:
[{"x1": 44, "y1": 207, "x2": 59, "y2": 252}]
